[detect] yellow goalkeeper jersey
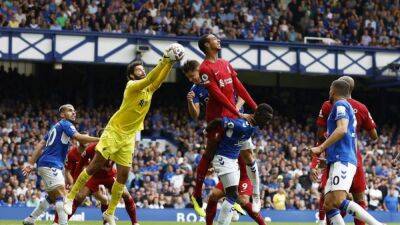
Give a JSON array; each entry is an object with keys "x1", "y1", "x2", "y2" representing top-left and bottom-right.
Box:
[{"x1": 106, "y1": 58, "x2": 173, "y2": 135}]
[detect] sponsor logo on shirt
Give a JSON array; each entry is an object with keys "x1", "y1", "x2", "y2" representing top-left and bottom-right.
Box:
[{"x1": 218, "y1": 78, "x2": 233, "y2": 87}]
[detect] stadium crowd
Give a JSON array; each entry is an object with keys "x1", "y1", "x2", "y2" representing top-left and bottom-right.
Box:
[
  {"x1": 0, "y1": 67, "x2": 399, "y2": 212},
  {"x1": 0, "y1": 0, "x2": 400, "y2": 47},
  {"x1": 0, "y1": 102, "x2": 398, "y2": 211}
]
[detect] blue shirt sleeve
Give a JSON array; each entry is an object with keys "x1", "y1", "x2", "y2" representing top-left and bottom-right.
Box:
[
  {"x1": 60, "y1": 120, "x2": 77, "y2": 138},
  {"x1": 333, "y1": 101, "x2": 349, "y2": 121}
]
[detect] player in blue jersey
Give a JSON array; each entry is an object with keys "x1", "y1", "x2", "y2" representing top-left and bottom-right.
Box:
[
  {"x1": 22, "y1": 104, "x2": 99, "y2": 225},
  {"x1": 310, "y1": 80, "x2": 384, "y2": 225},
  {"x1": 205, "y1": 103, "x2": 273, "y2": 225}
]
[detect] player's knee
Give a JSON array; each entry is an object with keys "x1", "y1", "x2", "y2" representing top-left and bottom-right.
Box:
[
  {"x1": 324, "y1": 195, "x2": 342, "y2": 210},
  {"x1": 209, "y1": 191, "x2": 219, "y2": 202},
  {"x1": 116, "y1": 167, "x2": 130, "y2": 183}
]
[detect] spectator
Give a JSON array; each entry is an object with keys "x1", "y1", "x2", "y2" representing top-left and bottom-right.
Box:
[
  {"x1": 174, "y1": 196, "x2": 185, "y2": 209},
  {"x1": 384, "y1": 187, "x2": 399, "y2": 212},
  {"x1": 368, "y1": 183, "x2": 383, "y2": 210},
  {"x1": 273, "y1": 188, "x2": 286, "y2": 210}
]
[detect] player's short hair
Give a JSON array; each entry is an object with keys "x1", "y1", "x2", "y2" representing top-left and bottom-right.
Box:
[
  {"x1": 338, "y1": 76, "x2": 355, "y2": 93},
  {"x1": 254, "y1": 103, "x2": 273, "y2": 127},
  {"x1": 126, "y1": 61, "x2": 143, "y2": 80},
  {"x1": 331, "y1": 80, "x2": 350, "y2": 97},
  {"x1": 181, "y1": 60, "x2": 200, "y2": 74},
  {"x1": 59, "y1": 104, "x2": 74, "y2": 113},
  {"x1": 198, "y1": 34, "x2": 210, "y2": 54}
]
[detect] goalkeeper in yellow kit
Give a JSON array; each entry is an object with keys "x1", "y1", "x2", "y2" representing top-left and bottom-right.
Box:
[{"x1": 64, "y1": 44, "x2": 185, "y2": 225}]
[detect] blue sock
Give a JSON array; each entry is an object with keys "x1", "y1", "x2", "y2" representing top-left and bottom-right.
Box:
[{"x1": 327, "y1": 209, "x2": 340, "y2": 220}]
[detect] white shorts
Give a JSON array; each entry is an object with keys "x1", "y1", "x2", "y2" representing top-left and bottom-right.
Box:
[
  {"x1": 324, "y1": 161, "x2": 357, "y2": 195},
  {"x1": 212, "y1": 155, "x2": 240, "y2": 188},
  {"x1": 38, "y1": 167, "x2": 65, "y2": 191},
  {"x1": 240, "y1": 137, "x2": 254, "y2": 151}
]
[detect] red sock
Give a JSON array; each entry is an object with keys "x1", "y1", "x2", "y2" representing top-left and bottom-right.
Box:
[
  {"x1": 319, "y1": 195, "x2": 325, "y2": 221},
  {"x1": 54, "y1": 212, "x2": 59, "y2": 224},
  {"x1": 123, "y1": 195, "x2": 138, "y2": 224},
  {"x1": 354, "y1": 200, "x2": 366, "y2": 225},
  {"x1": 244, "y1": 203, "x2": 265, "y2": 225},
  {"x1": 194, "y1": 136, "x2": 218, "y2": 198},
  {"x1": 206, "y1": 199, "x2": 218, "y2": 225}
]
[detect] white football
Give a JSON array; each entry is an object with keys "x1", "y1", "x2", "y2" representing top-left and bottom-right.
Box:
[{"x1": 167, "y1": 43, "x2": 185, "y2": 61}]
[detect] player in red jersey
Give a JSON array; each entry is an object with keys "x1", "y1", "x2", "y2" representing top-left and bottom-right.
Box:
[
  {"x1": 182, "y1": 39, "x2": 262, "y2": 215},
  {"x1": 206, "y1": 156, "x2": 268, "y2": 225},
  {"x1": 311, "y1": 76, "x2": 378, "y2": 225}
]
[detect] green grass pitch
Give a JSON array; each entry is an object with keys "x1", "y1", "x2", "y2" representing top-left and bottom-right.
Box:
[{"x1": 1, "y1": 222, "x2": 400, "y2": 225}]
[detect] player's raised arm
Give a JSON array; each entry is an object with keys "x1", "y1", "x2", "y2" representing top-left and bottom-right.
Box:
[{"x1": 127, "y1": 44, "x2": 184, "y2": 92}]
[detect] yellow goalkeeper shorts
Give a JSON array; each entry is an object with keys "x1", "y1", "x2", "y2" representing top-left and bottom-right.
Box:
[{"x1": 95, "y1": 127, "x2": 136, "y2": 167}]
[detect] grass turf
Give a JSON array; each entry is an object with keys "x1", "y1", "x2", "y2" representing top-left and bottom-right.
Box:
[{"x1": 1, "y1": 222, "x2": 400, "y2": 225}]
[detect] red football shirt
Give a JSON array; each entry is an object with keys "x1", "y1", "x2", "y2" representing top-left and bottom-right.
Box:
[
  {"x1": 65, "y1": 146, "x2": 82, "y2": 181},
  {"x1": 74, "y1": 143, "x2": 116, "y2": 179},
  {"x1": 199, "y1": 59, "x2": 257, "y2": 122}
]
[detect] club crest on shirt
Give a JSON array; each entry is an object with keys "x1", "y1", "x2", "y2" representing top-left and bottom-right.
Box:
[{"x1": 201, "y1": 74, "x2": 209, "y2": 84}]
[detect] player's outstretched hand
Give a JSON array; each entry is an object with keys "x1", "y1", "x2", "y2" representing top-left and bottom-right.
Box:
[{"x1": 22, "y1": 163, "x2": 34, "y2": 176}]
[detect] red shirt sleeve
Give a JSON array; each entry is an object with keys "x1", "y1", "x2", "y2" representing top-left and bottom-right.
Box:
[
  {"x1": 201, "y1": 65, "x2": 240, "y2": 117},
  {"x1": 310, "y1": 156, "x2": 320, "y2": 169},
  {"x1": 316, "y1": 101, "x2": 331, "y2": 127},
  {"x1": 229, "y1": 62, "x2": 257, "y2": 111},
  {"x1": 361, "y1": 105, "x2": 376, "y2": 131}
]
